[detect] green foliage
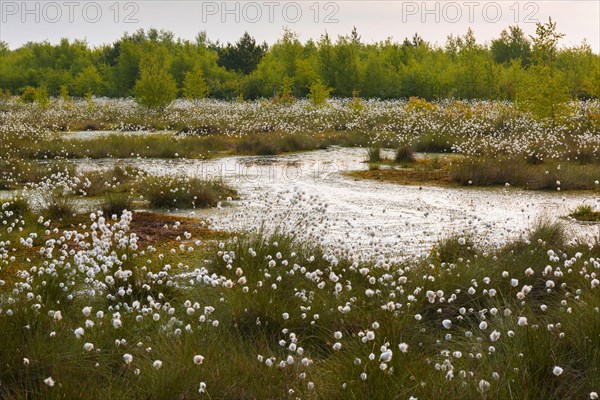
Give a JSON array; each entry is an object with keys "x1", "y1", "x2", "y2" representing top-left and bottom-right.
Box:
[
  {"x1": 59, "y1": 85, "x2": 71, "y2": 103},
  {"x1": 491, "y1": 26, "x2": 532, "y2": 66},
  {"x1": 519, "y1": 65, "x2": 570, "y2": 120},
  {"x1": 349, "y1": 89, "x2": 365, "y2": 112},
  {"x1": 520, "y1": 18, "x2": 571, "y2": 121},
  {"x1": 20, "y1": 86, "x2": 37, "y2": 103},
  {"x1": 274, "y1": 75, "x2": 295, "y2": 104},
  {"x1": 0, "y1": 25, "x2": 597, "y2": 102},
  {"x1": 34, "y1": 86, "x2": 50, "y2": 109},
  {"x1": 182, "y1": 64, "x2": 208, "y2": 100},
  {"x1": 133, "y1": 49, "x2": 178, "y2": 109},
  {"x1": 73, "y1": 65, "x2": 102, "y2": 97},
  {"x1": 214, "y1": 31, "x2": 267, "y2": 74},
  {"x1": 307, "y1": 79, "x2": 332, "y2": 107},
  {"x1": 84, "y1": 91, "x2": 95, "y2": 111}
]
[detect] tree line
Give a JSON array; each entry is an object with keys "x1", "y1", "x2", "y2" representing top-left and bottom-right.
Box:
[{"x1": 1, "y1": 19, "x2": 598, "y2": 108}]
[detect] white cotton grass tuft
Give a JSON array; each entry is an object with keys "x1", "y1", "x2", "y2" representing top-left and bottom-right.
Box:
[
  {"x1": 83, "y1": 342, "x2": 94, "y2": 352},
  {"x1": 489, "y1": 330, "x2": 501, "y2": 342},
  {"x1": 153, "y1": 360, "x2": 163, "y2": 369},
  {"x1": 44, "y1": 377, "x2": 55, "y2": 387},
  {"x1": 478, "y1": 379, "x2": 490, "y2": 392},
  {"x1": 552, "y1": 366, "x2": 563, "y2": 376},
  {"x1": 123, "y1": 353, "x2": 133, "y2": 364},
  {"x1": 74, "y1": 327, "x2": 84, "y2": 339},
  {"x1": 193, "y1": 355, "x2": 204, "y2": 365}
]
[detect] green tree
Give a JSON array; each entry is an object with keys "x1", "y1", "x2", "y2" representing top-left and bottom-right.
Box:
[
  {"x1": 307, "y1": 80, "x2": 332, "y2": 107},
  {"x1": 215, "y1": 32, "x2": 267, "y2": 74},
  {"x1": 183, "y1": 64, "x2": 209, "y2": 99},
  {"x1": 133, "y1": 48, "x2": 178, "y2": 109},
  {"x1": 73, "y1": 66, "x2": 102, "y2": 96},
  {"x1": 521, "y1": 18, "x2": 570, "y2": 121},
  {"x1": 35, "y1": 86, "x2": 50, "y2": 108},
  {"x1": 491, "y1": 26, "x2": 532, "y2": 66}
]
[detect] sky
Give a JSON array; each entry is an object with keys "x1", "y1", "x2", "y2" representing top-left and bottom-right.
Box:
[{"x1": 0, "y1": 1, "x2": 599, "y2": 51}]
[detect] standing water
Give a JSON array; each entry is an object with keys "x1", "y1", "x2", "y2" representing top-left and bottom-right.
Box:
[{"x1": 80, "y1": 147, "x2": 599, "y2": 257}]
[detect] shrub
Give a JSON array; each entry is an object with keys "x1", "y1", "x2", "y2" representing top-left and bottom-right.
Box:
[
  {"x1": 349, "y1": 90, "x2": 364, "y2": 113},
  {"x1": 307, "y1": 80, "x2": 332, "y2": 107},
  {"x1": 133, "y1": 52, "x2": 178, "y2": 110},
  {"x1": 183, "y1": 64, "x2": 209, "y2": 100},
  {"x1": 273, "y1": 76, "x2": 295, "y2": 105},
  {"x1": 35, "y1": 86, "x2": 50, "y2": 109},
  {"x1": 20, "y1": 87, "x2": 38, "y2": 103}
]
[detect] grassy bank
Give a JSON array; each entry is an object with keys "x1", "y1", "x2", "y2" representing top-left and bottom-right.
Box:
[{"x1": 348, "y1": 152, "x2": 600, "y2": 191}]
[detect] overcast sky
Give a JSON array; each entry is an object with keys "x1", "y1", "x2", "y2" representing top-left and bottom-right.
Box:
[{"x1": 1, "y1": 1, "x2": 598, "y2": 51}]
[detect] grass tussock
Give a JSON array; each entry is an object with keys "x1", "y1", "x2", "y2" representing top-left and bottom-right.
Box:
[
  {"x1": 140, "y1": 175, "x2": 237, "y2": 209},
  {"x1": 41, "y1": 190, "x2": 75, "y2": 221},
  {"x1": 570, "y1": 204, "x2": 600, "y2": 222},
  {"x1": 75, "y1": 164, "x2": 141, "y2": 196},
  {"x1": 1, "y1": 195, "x2": 30, "y2": 217},
  {"x1": 394, "y1": 145, "x2": 416, "y2": 163},
  {"x1": 100, "y1": 193, "x2": 134, "y2": 217},
  {"x1": 366, "y1": 147, "x2": 382, "y2": 163}
]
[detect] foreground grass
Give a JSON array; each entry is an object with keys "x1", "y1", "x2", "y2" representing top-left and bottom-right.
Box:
[{"x1": 1, "y1": 200, "x2": 599, "y2": 399}]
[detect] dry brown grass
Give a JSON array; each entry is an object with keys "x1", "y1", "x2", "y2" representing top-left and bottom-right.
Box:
[{"x1": 130, "y1": 212, "x2": 222, "y2": 244}]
